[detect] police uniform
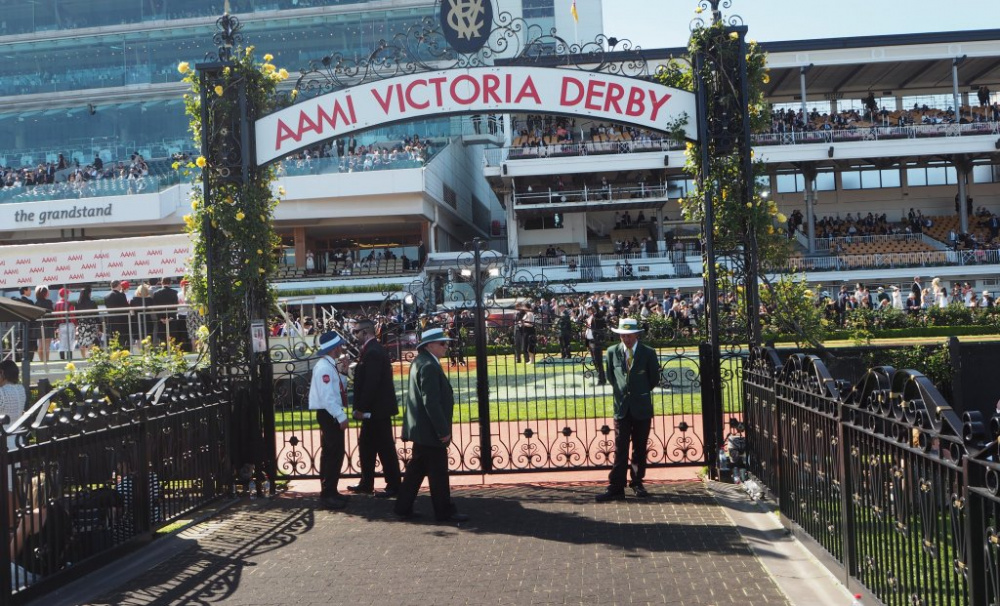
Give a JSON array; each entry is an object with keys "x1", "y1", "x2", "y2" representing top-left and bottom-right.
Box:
[{"x1": 309, "y1": 354, "x2": 349, "y2": 502}]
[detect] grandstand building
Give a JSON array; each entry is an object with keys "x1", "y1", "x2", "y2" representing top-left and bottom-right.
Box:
[{"x1": 0, "y1": 1, "x2": 998, "y2": 299}]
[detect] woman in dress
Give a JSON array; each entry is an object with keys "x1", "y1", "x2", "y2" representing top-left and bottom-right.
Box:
[
  {"x1": 129, "y1": 283, "x2": 154, "y2": 346},
  {"x1": 75, "y1": 287, "x2": 99, "y2": 358}
]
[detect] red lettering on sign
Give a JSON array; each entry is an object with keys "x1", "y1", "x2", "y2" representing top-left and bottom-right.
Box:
[
  {"x1": 42, "y1": 276, "x2": 58, "y2": 283},
  {"x1": 121, "y1": 251, "x2": 135, "y2": 258},
  {"x1": 482, "y1": 74, "x2": 501, "y2": 104},
  {"x1": 584, "y1": 80, "x2": 606, "y2": 112},
  {"x1": 147, "y1": 249, "x2": 162, "y2": 256},
  {"x1": 161, "y1": 258, "x2": 176, "y2": 266},
  {"x1": 560, "y1": 77, "x2": 584, "y2": 106},
  {"x1": 149, "y1": 269, "x2": 163, "y2": 276},
  {"x1": 275, "y1": 118, "x2": 298, "y2": 149},
  {"x1": 604, "y1": 83, "x2": 625, "y2": 114},
  {"x1": 428, "y1": 77, "x2": 447, "y2": 106},
  {"x1": 3, "y1": 269, "x2": 18, "y2": 276},
  {"x1": 372, "y1": 85, "x2": 397, "y2": 114},
  {"x1": 625, "y1": 87, "x2": 645, "y2": 117},
  {"x1": 450, "y1": 75, "x2": 479, "y2": 106},
  {"x1": 69, "y1": 274, "x2": 84, "y2": 281},
  {"x1": 173, "y1": 248, "x2": 189, "y2": 254},
  {"x1": 81, "y1": 263, "x2": 97, "y2": 270},
  {"x1": 648, "y1": 89, "x2": 671, "y2": 122},
  {"x1": 68, "y1": 254, "x2": 83, "y2": 261},
  {"x1": 96, "y1": 272, "x2": 111, "y2": 279},
  {"x1": 55, "y1": 265, "x2": 70, "y2": 272},
  {"x1": 109, "y1": 261, "x2": 124, "y2": 268},
  {"x1": 16, "y1": 258, "x2": 31, "y2": 265},
  {"x1": 405, "y1": 79, "x2": 429, "y2": 110},
  {"x1": 95, "y1": 253, "x2": 109, "y2": 259},
  {"x1": 18, "y1": 277, "x2": 32, "y2": 285},
  {"x1": 135, "y1": 260, "x2": 150, "y2": 267},
  {"x1": 122, "y1": 270, "x2": 137, "y2": 277},
  {"x1": 42, "y1": 256, "x2": 57, "y2": 263},
  {"x1": 514, "y1": 76, "x2": 541, "y2": 105},
  {"x1": 29, "y1": 267, "x2": 44, "y2": 274}
]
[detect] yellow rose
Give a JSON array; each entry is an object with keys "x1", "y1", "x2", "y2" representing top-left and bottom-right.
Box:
[
  {"x1": 278, "y1": 68, "x2": 289, "y2": 80},
  {"x1": 263, "y1": 63, "x2": 275, "y2": 74},
  {"x1": 171, "y1": 161, "x2": 180, "y2": 170},
  {"x1": 763, "y1": 74, "x2": 770, "y2": 84},
  {"x1": 214, "y1": 85, "x2": 224, "y2": 96},
  {"x1": 290, "y1": 90, "x2": 298, "y2": 100},
  {"x1": 777, "y1": 213, "x2": 787, "y2": 223},
  {"x1": 65, "y1": 362, "x2": 76, "y2": 372},
  {"x1": 257, "y1": 249, "x2": 264, "y2": 254},
  {"x1": 277, "y1": 186, "x2": 286, "y2": 196},
  {"x1": 730, "y1": 32, "x2": 739, "y2": 40},
  {"x1": 177, "y1": 61, "x2": 190, "y2": 74},
  {"x1": 235, "y1": 210, "x2": 246, "y2": 221},
  {"x1": 695, "y1": 6, "x2": 703, "y2": 13},
  {"x1": 746, "y1": 202, "x2": 753, "y2": 208},
  {"x1": 195, "y1": 156, "x2": 207, "y2": 168},
  {"x1": 264, "y1": 54, "x2": 274, "y2": 62},
  {"x1": 258, "y1": 268, "x2": 266, "y2": 274}
]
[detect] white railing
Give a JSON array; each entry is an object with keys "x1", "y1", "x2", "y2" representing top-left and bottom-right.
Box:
[
  {"x1": 777, "y1": 249, "x2": 1000, "y2": 272},
  {"x1": 484, "y1": 138, "x2": 681, "y2": 166},
  {"x1": 513, "y1": 181, "x2": 668, "y2": 205},
  {"x1": 514, "y1": 247, "x2": 700, "y2": 269},
  {"x1": 752, "y1": 120, "x2": 1000, "y2": 146}
]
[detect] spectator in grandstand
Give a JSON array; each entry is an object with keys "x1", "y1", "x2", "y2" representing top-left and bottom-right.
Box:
[
  {"x1": 53, "y1": 288, "x2": 76, "y2": 360},
  {"x1": 151, "y1": 278, "x2": 179, "y2": 345}
]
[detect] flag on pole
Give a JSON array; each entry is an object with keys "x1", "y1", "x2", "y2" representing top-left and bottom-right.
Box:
[{"x1": 570, "y1": 0, "x2": 579, "y2": 23}]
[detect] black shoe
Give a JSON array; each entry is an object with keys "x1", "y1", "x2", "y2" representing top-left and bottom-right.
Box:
[
  {"x1": 347, "y1": 484, "x2": 374, "y2": 495},
  {"x1": 321, "y1": 495, "x2": 348, "y2": 510},
  {"x1": 597, "y1": 381, "x2": 607, "y2": 386},
  {"x1": 374, "y1": 488, "x2": 399, "y2": 499},
  {"x1": 437, "y1": 512, "x2": 469, "y2": 523},
  {"x1": 631, "y1": 484, "x2": 650, "y2": 498},
  {"x1": 595, "y1": 488, "x2": 625, "y2": 503},
  {"x1": 395, "y1": 510, "x2": 421, "y2": 521}
]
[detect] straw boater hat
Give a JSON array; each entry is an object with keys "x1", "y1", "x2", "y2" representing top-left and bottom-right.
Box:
[
  {"x1": 610, "y1": 318, "x2": 643, "y2": 335},
  {"x1": 316, "y1": 331, "x2": 345, "y2": 356},
  {"x1": 417, "y1": 327, "x2": 453, "y2": 348}
]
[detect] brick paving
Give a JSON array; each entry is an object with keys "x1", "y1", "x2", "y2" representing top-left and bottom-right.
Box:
[{"x1": 80, "y1": 481, "x2": 789, "y2": 606}]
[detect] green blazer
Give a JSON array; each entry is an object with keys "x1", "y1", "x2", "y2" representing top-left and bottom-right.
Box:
[
  {"x1": 401, "y1": 348, "x2": 454, "y2": 448},
  {"x1": 605, "y1": 341, "x2": 660, "y2": 420}
]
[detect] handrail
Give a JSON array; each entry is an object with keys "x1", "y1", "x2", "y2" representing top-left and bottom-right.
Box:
[
  {"x1": 751, "y1": 120, "x2": 1000, "y2": 146},
  {"x1": 814, "y1": 232, "x2": 923, "y2": 252},
  {"x1": 775, "y1": 248, "x2": 1000, "y2": 272},
  {"x1": 513, "y1": 181, "x2": 668, "y2": 205}
]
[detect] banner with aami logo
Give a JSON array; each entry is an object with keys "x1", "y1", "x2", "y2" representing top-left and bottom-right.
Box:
[
  {"x1": 0, "y1": 234, "x2": 192, "y2": 289},
  {"x1": 255, "y1": 66, "x2": 697, "y2": 165}
]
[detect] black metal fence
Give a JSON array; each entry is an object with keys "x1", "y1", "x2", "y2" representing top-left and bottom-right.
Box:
[
  {"x1": 270, "y1": 318, "x2": 746, "y2": 478},
  {"x1": 0, "y1": 373, "x2": 231, "y2": 604},
  {"x1": 742, "y1": 346, "x2": 1000, "y2": 605}
]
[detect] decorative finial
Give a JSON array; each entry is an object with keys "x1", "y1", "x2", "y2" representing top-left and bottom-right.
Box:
[
  {"x1": 224, "y1": 0, "x2": 231, "y2": 15},
  {"x1": 710, "y1": 0, "x2": 722, "y2": 23}
]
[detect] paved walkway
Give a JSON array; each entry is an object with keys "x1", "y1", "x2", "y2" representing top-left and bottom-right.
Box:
[{"x1": 41, "y1": 474, "x2": 851, "y2": 606}]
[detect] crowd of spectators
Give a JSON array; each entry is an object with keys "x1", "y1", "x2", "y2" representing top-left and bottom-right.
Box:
[
  {"x1": 0, "y1": 151, "x2": 161, "y2": 201},
  {"x1": 280, "y1": 135, "x2": 435, "y2": 175},
  {"x1": 817, "y1": 278, "x2": 998, "y2": 328},
  {"x1": 510, "y1": 115, "x2": 668, "y2": 151},
  {"x1": 767, "y1": 98, "x2": 1000, "y2": 136}
]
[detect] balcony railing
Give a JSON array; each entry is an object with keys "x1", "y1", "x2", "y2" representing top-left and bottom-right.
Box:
[
  {"x1": 752, "y1": 120, "x2": 1000, "y2": 146},
  {"x1": 514, "y1": 181, "x2": 668, "y2": 205},
  {"x1": 774, "y1": 248, "x2": 1000, "y2": 272},
  {"x1": 814, "y1": 232, "x2": 925, "y2": 252},
  {"x1": 484, "y1": 138, "x2": 681, "y2": 166}
]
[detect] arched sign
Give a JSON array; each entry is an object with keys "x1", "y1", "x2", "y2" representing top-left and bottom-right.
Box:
[{"x1": 254, "y1": 66, "x2": 697, "y2": 166}]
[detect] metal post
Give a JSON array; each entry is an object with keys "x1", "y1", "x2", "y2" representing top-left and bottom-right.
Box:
[
  {"x1": 803, "y1": 164, "x2": 817, "y2": 254},
  {"x1": 695, "y1": 46, "x2": 723, "y2": 473},
  {"x1": 738, "y1": 29, "x2": 760, "y2": 347},
  {"x1": 199, "y1": 67, "x2": 219, "y2": 370},
  {"x1": 472, "y1": 238, "x2": 493, "y2": 473},
  {"x1": 799, "y1": 65, "x2": 812, "y2": 125}
]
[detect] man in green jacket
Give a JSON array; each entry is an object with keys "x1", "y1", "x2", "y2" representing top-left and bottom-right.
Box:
[
  {"x1": 596, "y1": 318, "x2": 661, "y2": 502},
  {"x1": 394, "y1": 328, "x2": 469, "y2": 523}
]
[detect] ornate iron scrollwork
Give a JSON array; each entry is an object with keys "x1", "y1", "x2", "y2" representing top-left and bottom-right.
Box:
[{"x1": 294, "y1": 11, "x2": 650, "y2": 100}]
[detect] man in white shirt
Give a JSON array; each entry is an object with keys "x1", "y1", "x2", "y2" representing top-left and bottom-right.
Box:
[{"x1": 309, "y1": 332, "x2": 350, "y2": 510}]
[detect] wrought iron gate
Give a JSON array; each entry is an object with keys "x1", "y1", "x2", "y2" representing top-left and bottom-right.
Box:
[{"x1": 270, "y1": 241, "x2": 745, "y2": 479}]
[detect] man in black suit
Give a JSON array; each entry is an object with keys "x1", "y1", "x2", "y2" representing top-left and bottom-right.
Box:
[
  {"x1": 104, "y1": 280, "x2": 131, "y2": 350},
  {"x1": 911, "y1": 277, "x2": 923, "y2": 303},
  {"x1": 347, "y1": 318, "x2": 402, "y2": 497},
  {"x1": 151, "y1": 277, "x2": 179, "y2": 345}
]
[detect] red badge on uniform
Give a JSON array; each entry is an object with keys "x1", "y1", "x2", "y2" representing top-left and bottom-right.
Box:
[{"x1": 322, "y1": 375, "x2": 331, "y2": 383}]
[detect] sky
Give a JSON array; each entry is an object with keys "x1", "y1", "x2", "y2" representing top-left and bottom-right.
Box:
[{"x1": 599, "y1": 0, "x2": 995, "y2": 50}]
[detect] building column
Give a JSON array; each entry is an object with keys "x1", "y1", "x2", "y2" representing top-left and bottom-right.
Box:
[
  {"x1": 954, "y1": 156, "x2": 972, "y2": 234},
  {"x1": 656, "y1": 207, "x2": 665, "y2": 251},
  {"x1": 505, "y1": 190, "x2": 518, "y2": 258},
  {"x1": 802, "y1": 164, "x2": 817, "y2": 254},
  {"x1": 293, "y1": 226, "x2": 307, "y2": 268}
]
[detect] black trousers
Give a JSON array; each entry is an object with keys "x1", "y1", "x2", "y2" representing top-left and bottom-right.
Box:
[
  {"x1": 316, "y1": 409, "x2": 345, "y2": 498},
  {"x1": 588, "y1": 340, "x2": 606, "y2": 383},
  {"x1": 356, "y1": 417, "x2": 401, "y2": 490},
  {"x1": 395, "y1": 443, "x2": 454, "y2": 520},
  {"x1": 559, "y1": 334, "x2": 572, "y2": 358},
  {"x1": 608, "y1": 414, "x2": 652, "y2": 490}
]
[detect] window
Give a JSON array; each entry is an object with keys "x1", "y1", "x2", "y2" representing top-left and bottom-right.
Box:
[
  {"x1": 523, "y1": 0, "x2": 555, "y2": 18},
  {"x1": 815, "y1": 172, "x2": 836, "y2": 191},
  {"x1": 908, "y1": 164, "x2": 958, "y2": 187},
  {"x1": 973, "y1": 165, "x2": 998, "y2": 184},
  {"x1": 842, "y1": 168, "x2": 899, "y2": 190},
  {"x1": 443, "y1": 184, "x2": 457, "y2": 209},
  {"x1": 776, "y1": 173, "x2": 803, "y2": 194},
  {"x1": 523, "y1": 214, "x2": 563, "y2": 230}
]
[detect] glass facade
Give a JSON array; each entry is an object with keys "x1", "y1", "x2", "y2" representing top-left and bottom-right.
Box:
[{"x1": 0, "y1": 2, "x2": 457, "y2": 168}]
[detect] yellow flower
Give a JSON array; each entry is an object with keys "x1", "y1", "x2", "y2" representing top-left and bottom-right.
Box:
[
  {"x1": 177, "y1": 61, "x2": 190, "y2": 74},
  {"x1": 199, "y1": 305, "x2": 207, "y2": 315},
  {"x1": 191, "y1": 200, "x2": 199, "y2": 210},
  {"x1": 677, "y1": 198, "x2": 684, "y2": 204},
  {"x1": 65, "y1": 362, "x2": 76, "y2": 372},
  {"x1": 235, "y1": 280, "x2": 242, "y2": 287},
  {"x1": 195, "y1": 156, "x2": 207, "y2": 168},
  {"x1": 277, "y1": 186, "x2": 286, "y2": 196},
  {"x1": 730, "y1": 32, "x2": 739, "y2": 40},
  {"x1": 695, "y1": 6, "x2": 703, "y2": 13},
  {"x1": 223, "y1": 67, "x2": 231, "y2": 76},
  {"x1": 196, "y1": 325, "x2": 210, "y2": 339},
  {"x1": 212, "y1": 219, "x2": 218, "y2": 228},
  {"x1": 777, "y1": 213, "x2": 787, "y2": 223},
  {"x1": 214, "y1": 85, "x2": 224, "y2": 96},
  {"x1": 235, "y1": 210, "x2": 246, "y2": 221},
  {"x1": 171, "y1": 161, "x2": 180, "y2": 170},
  {"x1": 762, "y1": 74, "x2": 770, "y2": 84},
  {"x1": 226, "y1": 196, "x2": 235, "y2": 205},
  {"x1": 746, "y1": 202, "x2": 753, "y2": 208},
  {"x1": 257, "y1": 249, "x2": 264, "y2": 254},
  {"x1": 263, "y1": 63, "x2": 276, "y2": 74},
  {"x1": 767, "y1": 225, "x2": 775, "y2": 234},
  {"x1": 290, "y1": 90, "x2": 298, "y2": 100},
  {"x1": 245, "y1": 45, "x2": 255, "y2": 56},
  {"x1": 258, "y1": 268, "x2": 266, "y2": 274},
  {"x1": 183, "y1": 214, "x2": 196, "y2": 228},
  {"x1": 263, "y1": 53, "x2": 274, "y2": 62},
  {"x1": 278, "y1": 68, "x2": 289, "y2": 80}
]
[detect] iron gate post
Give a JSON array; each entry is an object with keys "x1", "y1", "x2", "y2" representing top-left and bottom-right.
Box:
[{"x1": 472, "y1": 238, "x2": 493, "y2": 473}]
